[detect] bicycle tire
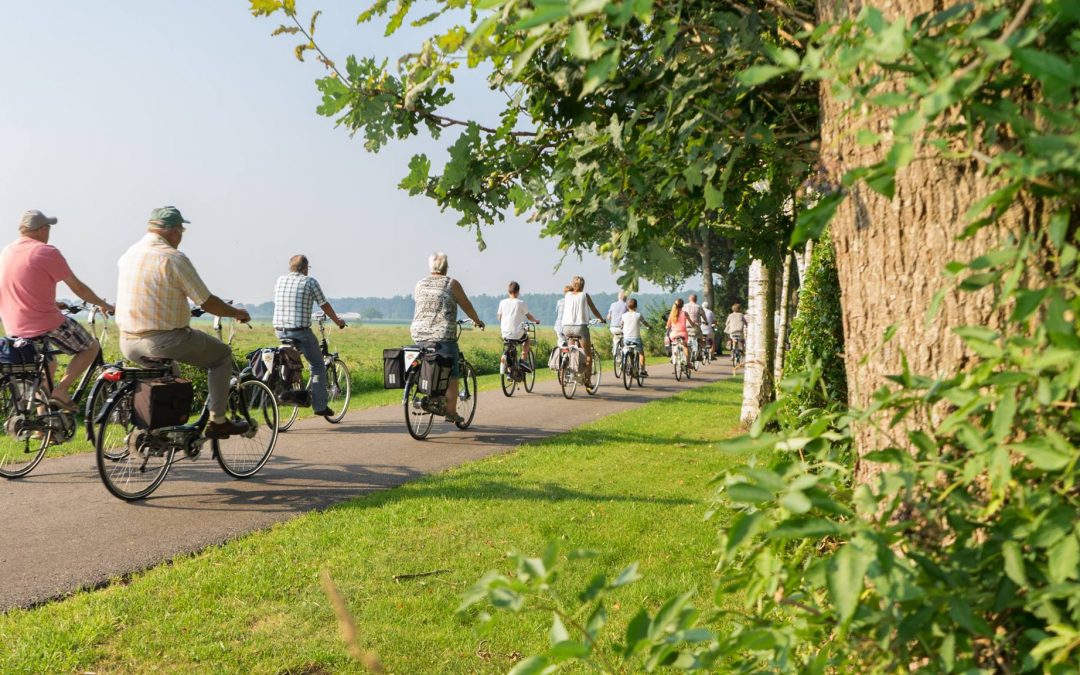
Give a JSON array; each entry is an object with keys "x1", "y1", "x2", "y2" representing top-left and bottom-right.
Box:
[
  {"x1": 613, "y1": 340, "x2": 623, "y2": 378},
  {"x1": 559, "y1": 354, "x2": 577, "y2": 400},
  {"x1": 324, "y1": 358, "x2": 351, "y2": 424},
  {"x1": 587, "y1": 348, "x2": 601, "y2": 395},
  {"x1": 0, "y1": 378, "x2": 51, "y2": 479},
  {"x1": 622, "y1": 353, "x2": 633, "y2": 390},
  {"x1": 455, "y1": 362, "x2": 478, "y2": 430},
  {"x1": 95, "y1": 387, "x2": 173, "y2": 500},
  {"x1": 500, "y1": 346, "x2": 516, "y2": 398},
  {"x1": 403, "y1": 367, "x2": 434, "y2": 440},
  {"x1": 214, "y1": 379, "x2": 278, "y2": 478},
  {"x1": 523, "y1": 351, "x2": 536, "y2": 393},
  {"x1": 277, "y1": 381, "x2": 302, "y2": 432},
  {"x1": 674, "y1": 352, "x2": 683, "y2": 381}
]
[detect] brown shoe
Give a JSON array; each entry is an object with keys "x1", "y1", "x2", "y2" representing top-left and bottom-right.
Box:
[{"x1": 206, "y1": 419, "x2": 249, "y2": 439}]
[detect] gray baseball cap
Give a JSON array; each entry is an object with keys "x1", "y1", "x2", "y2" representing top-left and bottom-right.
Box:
[{"x1": 19, "y1": 210, "x2": 58, "y2": 231}]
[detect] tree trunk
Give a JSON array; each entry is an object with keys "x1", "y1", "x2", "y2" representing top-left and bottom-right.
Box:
[
  {"x1": 741, "y1": 260, "x2": 777, "y2": 426},
  {"x1": 700, "y1": 226, "x2": 715, "y2": 311},
  {"x1": 774, "y1": 254, "x2": 796, "y2": 383},
  {"x1": 817, "y1": 0, "x2": 1032, "y2": 481}
]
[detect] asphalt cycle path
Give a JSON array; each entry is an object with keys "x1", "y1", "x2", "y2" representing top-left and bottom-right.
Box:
[{"x1": 0, "y1": 358, "x2": 733, "y2": 611}]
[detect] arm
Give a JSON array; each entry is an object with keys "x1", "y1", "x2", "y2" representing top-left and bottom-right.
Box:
[
  {"x1": 201, "y1": 294, "x2": 250, "y2": 323},
  {"x1": 526, "y1": 312, "x2": 539, "y2": 323},
  {"x1": 586, "y1": 294, "x2": 605, "y2": 322},
  {"x1": 320, "y1": 302, "x2": 346, "y2": 329},
  {"x1": 450, "y1": 280, "x2": 485, "y2": 329},
  {"x1": 62, "y1": 274, "x2": 114, "y2": 315}
]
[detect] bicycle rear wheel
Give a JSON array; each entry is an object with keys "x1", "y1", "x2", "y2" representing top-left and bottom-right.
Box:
[
  {"x1": 215, "y1": 379, "x2": 279, "y2": 478},
  {"x1": 404, "y1": 368, "x2": 434, "y2": 440},
  {"x1": 277, "y1": 381, "x2": 302, "y2": 432},
  {"x1": 587, "y1": 348, "x2": 601, "y2": 395},
  {"x1": 622, "y1": 353, "x2": 633, "y2": 390},
  {"x1": 455, "y1": 363, "x2": 478, "y2": 430},
  {"x1": 613, "y1": 341, "x2": 623, "y2": 378},
  {"x1": 500, "y1": 347, "x2": 516, "y2": 398},
  {"x1": 95, "y1": 387, "x2": 173, "y2": 500},
  {"x1": 523, "y1": 351, "x2": 536, "y2": 393},
  {"x1": 324, "y1": 358, "x2": 351, "y2": 424},
  {"x1": 674, "y1": 353, "x2": 683, "y2": 381},
  {"x1": 559, "y1": 355, "x2": 577, "y2": 399},
  {"x1": 0, "y1": 379, "x2": 51, "y2": 479}
]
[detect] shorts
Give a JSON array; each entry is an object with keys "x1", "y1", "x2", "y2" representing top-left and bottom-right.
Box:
[
  {"x1": 625, "y1": 337, "x2": 644, "y2": 350},
  {"x1": 563, "y1": 324, "x2": 590, "y2": 342},
  {"x1": 434, "y1": 340, "x2": 461, "y2": 378},
  {"x1": 26, "y1": 317, "x2": 95, "y2": 357},
  {"x1": 669, "y1": 330, "x2": 688, "y2": 343}
]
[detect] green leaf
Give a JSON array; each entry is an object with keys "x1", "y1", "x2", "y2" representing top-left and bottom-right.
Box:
[
  {"x1": 1012, "y1": 288, "x2": 1049, "y2": 322},
  {"x1": 623, "y1": 609, "x2": 651, "y2": 657},
  {"x1": 548, "y1": 639, "x2": 589, "y2": 661},
  {"x1": 827, "y1": 541, "x2": 874, "y2": 624},
  {"x1": 250, "y1": 0, "x2": 283, "y2": 17},
  {"x1": 1014, "y1": 437, "x2": 1072, "y2": 471},
  {"x1": 511, "y1": 4, "x2": 572, "y2": 30},
  {"x1": 704, "y1": 181, "x2": 724, "y2": 209},
  {"x1": 566, "y1": 21, "x2": 591, "y2": 59},
  {"x1": 791, "y1": 193, "x2": 843, "y2": 246},
  {"x1": 737, "y1": 65, "x2": 788, "y2": 86},
  {"x1": 1014, "y1": 48, "x2": 1077, "y2": 85},
  {"x1": 610, "y1": 562, "x2": 641, "y2": 588},
  {"x1": 581, "y1": 49, "x2": 619, "y2": 96},
  {"x1": 1001, "y1": 541, "x2": 1028, "y2": 587},
  {"x1": 1048, "y1": 534, "x2": 1080, "y2": 583},
  {"x1": 780, "y1": 490, "x2": 813, "y2": 514},
  {"x1": 724, "y1": 511, "x2": 765, "y2": 557},
  {"x1": 726, "y1": 482, "x2": 773, "y2": 504},
  {"x1": 509, "y1": 655, "x2": 556, "y2": 675}
]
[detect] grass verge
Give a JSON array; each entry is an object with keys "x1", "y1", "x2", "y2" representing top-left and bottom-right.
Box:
[{"x1": 1, "y1": 378, "x2": 747, "y2": 673}]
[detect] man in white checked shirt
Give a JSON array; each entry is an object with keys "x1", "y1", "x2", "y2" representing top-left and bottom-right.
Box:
[{"x1": 273, "y1": 255, "x2": 347, "y2": 417}]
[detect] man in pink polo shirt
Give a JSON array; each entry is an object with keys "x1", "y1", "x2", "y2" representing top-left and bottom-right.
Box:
[{"x1": 0, "y1": 210, "x2": 114, "y2": 410}]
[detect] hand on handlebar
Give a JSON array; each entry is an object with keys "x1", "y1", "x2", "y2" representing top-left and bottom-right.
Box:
[
  {"x1": 234, "y1": 308, "x2": 251, "y2": 324},
  {"x1": 335, "y1": 318, "x2": 347, "y2": 329}
]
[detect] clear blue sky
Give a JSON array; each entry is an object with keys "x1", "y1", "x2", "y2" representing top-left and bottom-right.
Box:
[{"x1": 0, "y1": 1, "x2": 681, "y2": 304}]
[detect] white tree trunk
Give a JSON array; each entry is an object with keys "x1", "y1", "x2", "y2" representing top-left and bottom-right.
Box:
[
  {"x1": 795, "y1": 241, "x2": 813, "y2": 287},
  {"x1": 774, "y1": 254, "x2": 795, "y2": 383},
  {"x1": 741, "y1": 259, "x2": 773, "y2": 426}
]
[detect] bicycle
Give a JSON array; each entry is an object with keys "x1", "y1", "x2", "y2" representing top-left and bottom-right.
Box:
[
  {"x1": 93, "y1": 351, "x2": 280, "y2": 501},
  {"x1": 730, "y1": 334, "x2": 745, "y2": 369},
  {"x1": 620, "y1": 340, "x2": 646, "y2": 390},
  {"x1": 401, "y1": 320, "x2": 478, "y2": 440},
  {"x1": 0, "y1": 304, "x2": 121, "y2": 478},
  {"x1": 278, "y1": 313, "x2": 351, "y2": 431},
  {"x1": 671, "y1": 335, "x2": 692, "y2": 381},
  {"x1": 555, "y1": 319, "x2": 602, "y2": 400},
  {"x1": 701, "y1": 334, "x2": 714, "y2": 366},
  {"x1": 500, "y1": 321, "x2": 537, "y2": 397},
  {"x1": 611, "y1": 326, "x2": 624, "y2": 378}
]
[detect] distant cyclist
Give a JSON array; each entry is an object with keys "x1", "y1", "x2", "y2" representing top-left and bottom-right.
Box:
[
  {"x1": 702, "y1": 301, "x2": 717, "y2": 356},
  {"x1": 621, "y1": 298, "x2": 650, "y2": 377},
  {"x1": 561, "y1": 276, "x2": 605, "y2": 388},
  {"x1": 666, "y1": 298, "x2": 690, "y2": 365},
  {"x1": 553, "y1": 283, "x2": 570, "y2": 343},
  {"x1": 410, "y1": 252, "x2": 485, "y2": 425},
  {"x1": 724, "y1": 303, "x2": 747, "y2": 353},
  {"x1": 272, "y1": 254, "x2": 348, "y2": 419},
  {"x1": 497, "y1": 281, "x2": 539, "y2": 362},
  {"x1": 606, "y1": 290, "x2": 628, "y2": 334},
  {"x1": 684, "y1": 293, "x2": 707, "y2": 368}
]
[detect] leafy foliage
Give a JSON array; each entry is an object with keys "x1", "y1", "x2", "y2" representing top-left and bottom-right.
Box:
[{"x1": 778, "y1": 231, "x2": 846, "y2": 423}]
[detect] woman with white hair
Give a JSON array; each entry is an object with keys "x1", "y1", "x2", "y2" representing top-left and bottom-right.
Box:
[
  {"x1": 561, "y1": 276, "x2": 605, "y2": 387},
  {"x1": 410, "y1": 252, "x2": 485, "y2": 424}
]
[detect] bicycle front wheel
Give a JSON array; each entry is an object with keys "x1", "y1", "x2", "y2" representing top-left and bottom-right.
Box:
[
  {"x1": 96, "y1": 387, "x2": 173, "y2": 500},
  {"x1": 324, "y1": 358, "x2": 351, "y2": 424},
  {"x1": 215, "y1": 379, "x2": 279, "y2": 478},
  {"x1": 278, "y1": 381, "x2": 303, "y2": 432},
  {"x1": 613, "y1": 342, "x2": 623, "y2": 378},
  {"x1": 0, "y1": 379, "x2": 51, "y2": 479},
  {"x1": 523, "y1": 351, "x2": 536, "y2": 393},
  {"x1": 404, "y1": 368, "x2": 434, "y2": 440},
  {"x1": 455, "y1": 363, "x2": 478, "y2": 430},
  {"x1": 559, "y1": 355, "x2": 577, "y2": 400},
  {"x1": 674, "y1": 353, "x2": 683, "y2": 381}
]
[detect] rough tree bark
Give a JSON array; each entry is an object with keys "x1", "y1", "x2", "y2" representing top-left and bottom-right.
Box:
[
  {"x1": 741, "y1": 260, "x2": 778, "y2": 426},
  {"x1": 817, "y1": 0, "x2": 1030, "y2": 480}
]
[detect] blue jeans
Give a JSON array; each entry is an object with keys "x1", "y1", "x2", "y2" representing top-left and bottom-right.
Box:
[{"x1": 275, "y1": 327, "x2": 329, "y2": 411}]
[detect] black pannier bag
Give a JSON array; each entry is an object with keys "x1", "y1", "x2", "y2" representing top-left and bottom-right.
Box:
[
  {"x1": 133, "y1": 377, "x2": 195, "y2": 428},
  {"x1": 0, "y1": 337, "x2": 38, "y2": 367},
  {"x1": 417, "y1": 351, "x2": 454, "y2": 396},
  {"x1": 278, "y1": 388, "x2": 312, "y2": 406},
  {"x1": 383, "y1": 348, "x2": 405, "y2": 389}
]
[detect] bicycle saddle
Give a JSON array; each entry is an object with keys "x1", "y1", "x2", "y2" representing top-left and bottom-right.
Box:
[
  {"x1": 279, "y1": 338, "x2": 301, "y2": 347},
  {"x1": 139, "y1": 356, "x2": 175, "y2": 367}
]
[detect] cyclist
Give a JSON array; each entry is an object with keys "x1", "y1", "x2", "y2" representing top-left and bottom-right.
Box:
[
  {"x1": 272, "y1": 254, "x2": 348, "y2": 418},
  {"x1": 553, "y1": 283, "x2": 571, "y2": 343},
  {"x1": 724, "y1": 303, "x2": 747, "y2": 354},
  {"x1": 561, "y1": 276, "x2": 605, "y2": 388},
  {"x1": 684, "y1": 293, "x2": 707, "y2": 368},
  {"x1": 497, "y1": 281, "x2": 539, "y2": 365},
  {"x1": 702, "y1": 301, "x2": 717, "y2": 356},
  {"x1": 621, "y1": 298, "x2": 650, "y2": 377},
  {"x1": 0, "y1": 210, "x2": 114, "y2": 412},
  {"x1": 666, "y1": 298, "x2": 691, "y2": 366},
  {"x1": 115, "y1": 206, "x2": 251, "y2": 439},
  {"x1": 410, "y1": 252, "x2": 485, "y2": 425}
]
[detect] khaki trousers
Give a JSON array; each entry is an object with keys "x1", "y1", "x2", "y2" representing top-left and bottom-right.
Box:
[{"x1": 121, "y1": 328, "x2": 232, "y2": 419}]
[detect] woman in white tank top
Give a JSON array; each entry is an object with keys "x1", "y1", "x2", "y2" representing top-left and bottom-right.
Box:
[{"x1": 560, "y1": 275, "x2": 605, "y2": 386}]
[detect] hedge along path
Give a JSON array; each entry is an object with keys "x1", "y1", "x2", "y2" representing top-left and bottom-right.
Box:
[{"x1": 0, "y1": 360, "x2": 732, "y2": 616}]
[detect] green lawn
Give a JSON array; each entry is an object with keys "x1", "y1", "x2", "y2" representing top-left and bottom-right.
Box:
[{"x1": 0, "y1": 378, "x2": 747, "y2": 674}]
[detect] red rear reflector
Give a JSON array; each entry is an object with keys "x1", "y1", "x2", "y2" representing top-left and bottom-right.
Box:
[{"x1": 103, "y1": 369, "x2": 123, "y2": 382}]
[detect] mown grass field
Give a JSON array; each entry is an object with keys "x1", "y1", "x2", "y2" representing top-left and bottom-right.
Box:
[{"x1": 0, "y1": 378, "x2": 748, "y2": 673}]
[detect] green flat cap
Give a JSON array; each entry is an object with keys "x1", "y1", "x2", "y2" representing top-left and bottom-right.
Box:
[{"x1": 148, "y1": 206, "x2": 190, "y2": 229}]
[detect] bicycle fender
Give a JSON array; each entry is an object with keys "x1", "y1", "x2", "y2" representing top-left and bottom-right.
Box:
[{"x1": 93, "y1": 381, "x2": 137, "y2": 426}]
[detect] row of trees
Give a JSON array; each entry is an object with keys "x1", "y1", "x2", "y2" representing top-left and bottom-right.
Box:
[{"x1": 253, "y1": 0, "x2": 1080, "y2": 669}]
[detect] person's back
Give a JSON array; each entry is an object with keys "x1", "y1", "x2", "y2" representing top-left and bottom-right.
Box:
[
  {"x1": 0, "y1": 237, "x2": 68, "y2": 338},
  {"x1": 563, "y1": 291, "x2": 588, "y2": 327},
  {"x1": 272, "y1": 269, "x2": 326, "y2": 331},
  {"x1": 725, "y1": 311, "x2": 746, "y2": 337},
  {"x1": 498, "y1": 297, "x2": 530, "y2": 339},
  {"x1": 411, "y1": 274, "x2": 456, "y2": 343},
  {"x1": 607, "y1": 296, "x2": 628, "y2": 329},
  {"x1": 621, "y1": 309, "x2": 644, "y2": 341}
]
